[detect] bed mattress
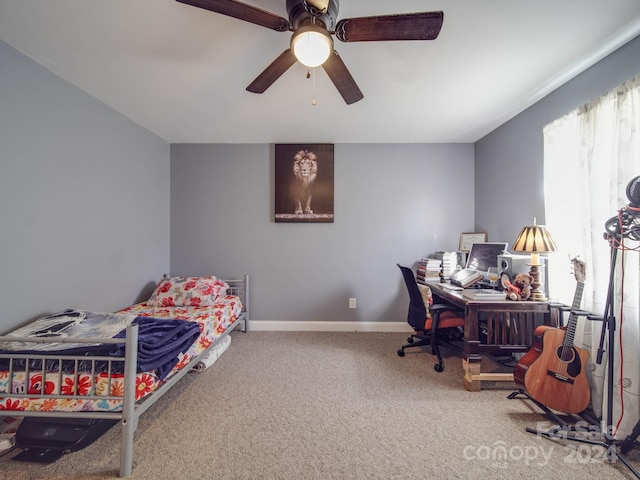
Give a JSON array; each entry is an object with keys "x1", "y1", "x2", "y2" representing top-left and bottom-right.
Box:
[{"x1": 0, "y1": 295, "x2": 242, "y2": 413}]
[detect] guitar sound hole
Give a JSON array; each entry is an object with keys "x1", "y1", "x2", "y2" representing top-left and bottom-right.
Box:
[{"x1": 556, "y1": 346, "x2": 576, "y2": 362}]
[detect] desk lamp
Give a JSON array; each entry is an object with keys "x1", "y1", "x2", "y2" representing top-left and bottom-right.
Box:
[{"x1": 512, "y1": 219, "x2": 557, "y2": 301}]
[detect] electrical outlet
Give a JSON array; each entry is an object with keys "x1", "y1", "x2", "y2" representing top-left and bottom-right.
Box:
[{"x1": 349, "y1": 298, "x2": 357, "y2": 309}]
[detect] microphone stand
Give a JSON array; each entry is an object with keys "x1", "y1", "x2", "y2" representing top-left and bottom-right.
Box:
[
  {"x1": 594, "y1": 233, "x2": 618, "y2": 443},
  {"x1": 619, "y1": 177, "x2": 640, "y2": 453},
  {"x1": 572, "y1": 214, "x2": 639, "y2": 476},
  {"x1": 614, "y1": 235, "x2": 640, "y2": 456}
]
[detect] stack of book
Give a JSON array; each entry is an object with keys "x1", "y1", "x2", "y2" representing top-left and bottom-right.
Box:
[
  {"x1": 416, "y1": 257, "x2": 441, "y2": 284},
  {"x1": 440, "y1": 252, "x2": 458, "y2": 279}
]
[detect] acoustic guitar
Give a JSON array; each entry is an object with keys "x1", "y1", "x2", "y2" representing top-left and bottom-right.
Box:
[{"x1": 513, "y1": 258, "x2": 590, "y2": 414}]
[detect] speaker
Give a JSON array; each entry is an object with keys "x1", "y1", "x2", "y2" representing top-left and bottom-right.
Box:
[
  {"x1": 497, "y1": 254, "x2": 548, "y2": 295},
  {"x1": 497, "y1": 254, "x2": 529, "y2": 278}
]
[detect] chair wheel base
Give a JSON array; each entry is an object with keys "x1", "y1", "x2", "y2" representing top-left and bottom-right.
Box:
[
  {"x1": 434, "y1": 364, "x2": 443, "y2": 372},
  {"x1": 397, "y1": 349, "x2": 405, "y2": 357}
]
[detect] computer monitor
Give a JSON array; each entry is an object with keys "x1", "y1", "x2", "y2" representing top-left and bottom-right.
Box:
[{"x1": 466, "y1": 242, "x2": 508, "y2": 273}]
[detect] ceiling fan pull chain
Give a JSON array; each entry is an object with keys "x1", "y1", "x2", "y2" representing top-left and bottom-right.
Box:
[{"x1": 312, "y1": 68, "x2": 317, "y2": 106}]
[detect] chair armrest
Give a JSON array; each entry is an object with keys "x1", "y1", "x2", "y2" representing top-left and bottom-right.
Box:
[{"x1": 430, "y1": 303, "x2": 465, "y2": 317}]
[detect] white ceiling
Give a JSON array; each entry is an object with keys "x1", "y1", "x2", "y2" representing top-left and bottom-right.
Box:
[{"x1": 2, "y1": 0, "x2": 640, "y2": 144}]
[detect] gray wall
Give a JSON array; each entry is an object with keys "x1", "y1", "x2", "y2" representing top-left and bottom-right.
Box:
[
  {"x1": 0, "y1": 41, "x2": 171, "y2": 330},
  {"x1": 170, "y1": 143, "x2": 474, "y2": 323},
  {"x1": 475, "y1": 35, "x2": 640, "y2": 244}
]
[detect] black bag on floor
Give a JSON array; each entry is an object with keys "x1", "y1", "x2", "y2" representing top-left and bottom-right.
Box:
[{"x1": 12, "y1": 417, "x2": 117, "y2": 463}]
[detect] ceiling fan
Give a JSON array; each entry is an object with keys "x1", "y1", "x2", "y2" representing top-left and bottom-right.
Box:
[{"x1": 176, "y1": 0, "x2": 444, "y2": 104}]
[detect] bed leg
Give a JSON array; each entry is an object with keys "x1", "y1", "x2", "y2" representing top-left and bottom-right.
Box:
[
  {"x1": 120, "y1": 415, "x2": 135, "y2": 477},
  {"x1": 243, "y1": 274, "x2": 250, "y2": 333},
  {"x1": 119, "y1": 323, "x2": 139, "y2": 477}
]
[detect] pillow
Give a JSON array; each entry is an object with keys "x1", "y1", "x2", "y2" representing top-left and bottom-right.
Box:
[
  {"x1": 417, "y1": 283, "x2": 433, "y2": 318},
  {"x1": 147, "y1": 276, "x2": 229, "y2": 307}
]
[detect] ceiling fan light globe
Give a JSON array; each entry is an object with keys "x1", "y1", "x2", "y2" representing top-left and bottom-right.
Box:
[{"x1": 291, "y1": 27, "x2": 333, "y2": 68}]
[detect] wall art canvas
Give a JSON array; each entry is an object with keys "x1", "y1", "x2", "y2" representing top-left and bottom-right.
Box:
[{"x1": 275, "y1": 143, "x2": 334, "y2": 223}]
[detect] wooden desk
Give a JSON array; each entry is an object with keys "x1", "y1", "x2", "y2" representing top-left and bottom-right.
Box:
[{"x1": 426, "y1": 281, "x2": 554, "y2": 391}]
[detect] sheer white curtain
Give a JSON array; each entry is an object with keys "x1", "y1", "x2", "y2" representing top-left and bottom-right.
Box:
[{"x1": 544, "y1": 74, "x2": 640, "y2": 439}]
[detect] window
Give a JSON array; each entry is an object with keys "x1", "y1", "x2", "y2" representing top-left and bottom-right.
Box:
[{"x1": 543, "y1": 74, "x2": 640, "y2": 439}]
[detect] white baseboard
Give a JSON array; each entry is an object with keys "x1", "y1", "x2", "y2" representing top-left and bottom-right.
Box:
[{"x1": 248, "y1": 321, "x2": 413, "y2": 332}]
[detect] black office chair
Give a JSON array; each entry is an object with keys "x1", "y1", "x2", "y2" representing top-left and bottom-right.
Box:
[{"x1": 397, "y1": 264, "x2": 466, "y2": 372}]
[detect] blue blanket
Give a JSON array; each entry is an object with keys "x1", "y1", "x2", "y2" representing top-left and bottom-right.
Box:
[{"x1": 114, "y1": 316, "x2": 202, "y2": 379}]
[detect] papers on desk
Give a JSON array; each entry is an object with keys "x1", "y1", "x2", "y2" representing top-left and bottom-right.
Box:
[
  {"x1": 462, "y1": 289, "x2": 506, "y2": 300},
  {"x1": 440, "y1": 283, "x2": 463, "y2": 291}
]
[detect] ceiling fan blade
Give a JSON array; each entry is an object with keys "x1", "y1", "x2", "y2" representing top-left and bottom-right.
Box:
[
  {"x1": 246, "y1": 49, "x2": 297, "y2": 94},
  {"x1": 335, "y1": 11, "x2": 443, "y2": 42},
  {"x1": 177, "y1": 0, "x2": 290, "y2": 32},
  {"x1": 321, "y1": 51, "x2": 363, "y2": 105}
]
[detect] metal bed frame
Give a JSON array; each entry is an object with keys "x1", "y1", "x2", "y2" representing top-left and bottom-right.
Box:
[{"x1": 0, "y1": 274, "x2": 249, "y2": 477}]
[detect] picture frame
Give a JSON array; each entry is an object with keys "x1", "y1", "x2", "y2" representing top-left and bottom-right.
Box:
[
  {"x1": 274, "y1": 143, "x2": 334, "y2": 223},
  {"x1": 459, "y1": 232, "x2": 488, "y2": 252}
]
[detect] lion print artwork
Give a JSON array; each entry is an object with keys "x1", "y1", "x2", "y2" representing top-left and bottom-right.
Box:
[
  {"x1": 274, "y1": 143, "x2": 333, "y2": 223},
  {"x1": 292, "y1": 150, "x2": 318, "y2": 215}
]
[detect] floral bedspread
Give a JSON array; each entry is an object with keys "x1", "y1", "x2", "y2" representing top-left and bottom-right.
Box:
[{"x1": 0, "y1": 295, "x2": 242, "y2": 413}]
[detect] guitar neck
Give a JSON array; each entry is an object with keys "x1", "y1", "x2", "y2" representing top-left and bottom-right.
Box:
[{"x1": 563, "y1": 281, "x2": 584, "y2": 347}]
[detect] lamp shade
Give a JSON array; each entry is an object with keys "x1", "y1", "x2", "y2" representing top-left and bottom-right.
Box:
[
  {"x1": 512, "y1": 224, "x2": 558, "y2": 254},
  {"x1": 291, "y1": 25, "x2": 333, "y2": 68},
  {"x1": 512, "y1": 222, "x2": 557, "y2": 268}
]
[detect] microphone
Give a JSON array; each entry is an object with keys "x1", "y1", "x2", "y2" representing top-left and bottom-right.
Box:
[{"x1": 627, "y1": 175, "x2": 640, "y2": 208}]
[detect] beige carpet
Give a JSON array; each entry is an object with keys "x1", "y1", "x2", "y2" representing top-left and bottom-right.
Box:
[{"x1": 1, "y1": 331, "x2": 639, "y2": 479}]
